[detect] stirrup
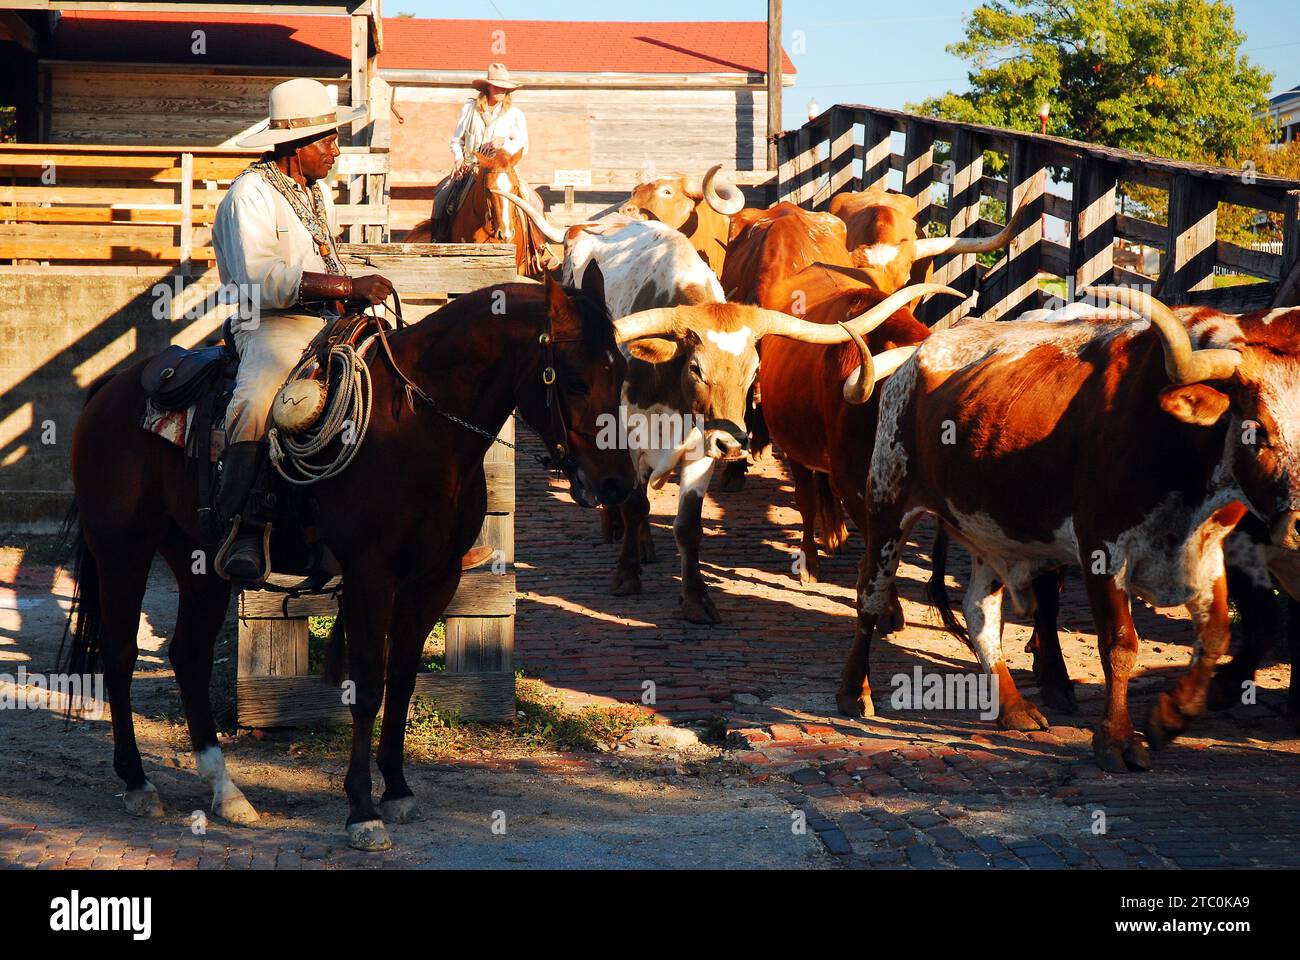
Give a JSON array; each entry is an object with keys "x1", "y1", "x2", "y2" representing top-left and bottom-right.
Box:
[{"x1": 214, "y1": 517, "x2": 273, "y2": 584}]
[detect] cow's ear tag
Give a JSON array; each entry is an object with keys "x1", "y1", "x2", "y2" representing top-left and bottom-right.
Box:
[{"x1": 1159, "y1": 383, "x2": 1230, "y2": 427}]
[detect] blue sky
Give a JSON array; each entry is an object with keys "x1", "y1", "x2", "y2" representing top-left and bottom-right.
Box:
[{"x1": 394, "y1": 0, "x2": 1300, "y2": 129}]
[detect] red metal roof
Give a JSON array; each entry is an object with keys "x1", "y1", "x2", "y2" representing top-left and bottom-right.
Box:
[{"x1": 51, "y1": 12, "x2": 796, "y2": 75}]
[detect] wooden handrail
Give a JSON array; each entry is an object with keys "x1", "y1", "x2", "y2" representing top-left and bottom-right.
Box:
[{"x1": 773, "y1": 104, "x2": 1300, "y2": 321}]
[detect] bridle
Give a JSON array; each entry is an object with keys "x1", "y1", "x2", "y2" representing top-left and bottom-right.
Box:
[{"x1": 365, "y1": 294, "x2": 582, "y2": 475}]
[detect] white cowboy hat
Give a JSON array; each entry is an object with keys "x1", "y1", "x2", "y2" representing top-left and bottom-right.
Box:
[
  {"x1": 471, "y1": 63, "x2": 522, "y2": 92},
  {"x1": 237, "y1": 78, "x2": 368, "y2": 149}
]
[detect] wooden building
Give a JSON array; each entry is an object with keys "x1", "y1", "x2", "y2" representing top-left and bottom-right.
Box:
[{"x1": 20, "y1": 11, "x2": 795, "y2": 229}]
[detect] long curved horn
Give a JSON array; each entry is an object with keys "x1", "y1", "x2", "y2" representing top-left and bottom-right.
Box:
[
  {"x1": 911, "y1": 189, "x2": 1030, "y2": 259},
  {"x1": 748, "y1": 283, "x2": 962, "y2": 344},
  {"x1": 702, "y1": 164, "x2": 745, "y2": 216},
  {"x1": 1081, "y1": 286, "x2": 1242, "y2": 384},
  {"x1": 838, "y1": 322, "x2": 876, "y2": 404},
  {"x1": 613, "y1": 308, "x2": 684, "y2": 344},
  {"x1": 841, "y1": 345, "x2": 919, "y2": 405},
  {"x1": 493, "y1": 190, "x2": 567, "y2": 244}
]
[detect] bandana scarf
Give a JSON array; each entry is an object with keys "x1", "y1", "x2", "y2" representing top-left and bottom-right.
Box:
[{"x1": 248, "y1": 158, "x2": 346, "y2": 276}]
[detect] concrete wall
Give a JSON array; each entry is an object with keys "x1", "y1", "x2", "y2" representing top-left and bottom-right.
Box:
[{"x1": 0, "y1": 266, "x2": 228, "y2": 530}]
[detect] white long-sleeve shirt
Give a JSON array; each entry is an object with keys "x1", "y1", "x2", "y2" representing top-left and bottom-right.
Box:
[
  {"x1": 450, "y1": 98, "x2": 529, "y2": 164},
  {"x1": 213, "y1": 170, "x2": 338, "y2": 310}
]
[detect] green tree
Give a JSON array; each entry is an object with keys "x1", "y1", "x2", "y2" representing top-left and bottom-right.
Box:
[{"x1": 911, "y1": 0, "x2": 1273, "y2": 164}]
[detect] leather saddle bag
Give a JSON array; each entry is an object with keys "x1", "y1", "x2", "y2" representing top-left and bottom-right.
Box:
[{"x1": 141, "y1": 344, "x2": 234, "y2": 410}]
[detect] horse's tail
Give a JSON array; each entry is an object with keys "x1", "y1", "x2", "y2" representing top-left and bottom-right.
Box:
[
  {"x1": 57, "y1": 373, "x2": 114, "y2": 688},
  {"x1": 322, "y1": 604, "x2": 347, "y2": 687},
  {"x1": 926, "y1": 525, "x2": 969, "y2": 645},
  {"x1": 405, "y1": 219, "x2": 434, "y2": 244},
  {"x1": 814, "y1": 472, "x2": 850, "y2": 555}
]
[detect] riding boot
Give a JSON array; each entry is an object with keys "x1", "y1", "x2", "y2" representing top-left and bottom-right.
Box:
[{"x1": 216, "y1": 440, "x2": 276, "y2": 582}]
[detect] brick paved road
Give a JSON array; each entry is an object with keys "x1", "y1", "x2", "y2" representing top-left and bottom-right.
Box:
[
  {"x1": 512, "y1": 433, "x2": 1300, "y2": 869},
  {"x1": 2, "y1": 433, "x2": 1296, "y2": 870}
]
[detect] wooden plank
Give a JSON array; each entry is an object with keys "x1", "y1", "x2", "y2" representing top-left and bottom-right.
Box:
[
  {"x1": 902, "y1": 120, "x2": 936, "y2": 230},
  {"x1": 0, "y1": 185, "x2": 222, "y2": 204},
  {"x1": 237, "y1": 617, "x2": 308, "y2": 680},
  {"x1": 928, "y1": 127, "x2": 982, "y2": 329},
  {"x1": 1115, "y1": 213, "x2": 1165, "y2": 247},
  {"x1": 235, "y1": 671, "x2": 516, "y2": 728},
  {"x1": 240, "y1": 570, "x2": 516, "y2": 620},
  {"x1": 824, "y1": 106, "x2": 856, "y2": 207},
  {"x1": 1164, "y1": 174, "x2": 1219, "y2": 301},
  {"x1": 983, "y1": 140, "x2": 1046, "y2": 321},
  {"x1": 0, "y1": 205, "x2": 214, "y2": 224},
  {"x1": 1069, "y1": 156, "x2": 1119, "y2": 294},
  {"x1": 1187, "y1": 281, "x2": 1279, "y2": 313},
  {"x1": 178, "y1": 151, "x2": 193, "y2": 268},
  {"x1": 1275, "y1": 191, "x2": 1300, "y2": 307},
  {"x1": 447, "y1": 416, "x2": 515, "y2": 678},
  {"x1": 861, "y1": 111, "x2": 892, "y2": 191},
  {"x1": 1214, "y1": 239, "x2": 1281, "y2": 281}
]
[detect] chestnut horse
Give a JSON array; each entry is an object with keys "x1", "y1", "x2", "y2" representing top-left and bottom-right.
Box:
[
  {"x1": 64, "y1": 277, "x2": 635, "y2": 851},
  {"x1": 408, "y1": 147, "x2": 550, "y2": 278}
]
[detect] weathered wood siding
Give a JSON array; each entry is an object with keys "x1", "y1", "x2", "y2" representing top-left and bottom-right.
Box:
[{"x1": 41, "y1": 64, "x2": 354, "y2": 145}]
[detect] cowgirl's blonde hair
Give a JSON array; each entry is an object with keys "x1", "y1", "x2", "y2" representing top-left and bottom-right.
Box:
[{"x1": 476, "y1": 90, "x2": 512, "y2": 112}]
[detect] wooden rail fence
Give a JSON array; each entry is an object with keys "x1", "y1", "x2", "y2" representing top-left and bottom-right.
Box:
[
  {"x1": 774, "y1": 104, "x2": 1300, "y2": 326},
  {"x1": 0, "y1": 143, "x2": 390, "y2": 267}
]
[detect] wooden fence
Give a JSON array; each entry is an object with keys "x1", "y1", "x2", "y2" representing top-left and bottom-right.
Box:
[
  {"x1": 230, "y1": 243, "x2": 521, "y2": 728},
  {"x1": 773, "y1": 104, "x2": 1300, "y2": 327},
  {"x1": 0, "y1": 143, "x2": 390, "y2": 266}
]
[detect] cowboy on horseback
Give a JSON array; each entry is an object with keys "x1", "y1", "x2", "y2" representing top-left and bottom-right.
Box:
[{"x1": 213, "y1": 78, "x2": 394, "y2": 581}]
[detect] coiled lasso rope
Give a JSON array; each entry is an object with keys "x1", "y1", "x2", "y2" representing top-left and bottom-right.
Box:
[{"x1": 268, "y1": 334, "x2": 377, "y2": 485}]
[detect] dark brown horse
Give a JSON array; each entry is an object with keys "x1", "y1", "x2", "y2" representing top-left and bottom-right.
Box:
[
  {"x1": 408, "y1": 146, "x2": 550, "y2": 278},
  {"x1": 65, "y1": 277, "x2": 636, "y2": 850}
]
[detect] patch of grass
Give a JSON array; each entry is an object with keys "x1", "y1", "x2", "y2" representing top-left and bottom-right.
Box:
[
  {"x1": 306, "y1": 616, "x2": 446, "y2": 674},
  {"x1": 0, "y1": 534, "x2": 74, "y2": 568},
  {"x1": 282, "y1": 677, "x2": 646, "y2": 762},
  {"x1": 1213, "y1": 273, "x2": 1266, "y2": 288}
]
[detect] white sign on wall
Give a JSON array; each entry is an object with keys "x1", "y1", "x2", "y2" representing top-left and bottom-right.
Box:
[{"x1": 552, "y1": 169, "x2": 592, "y2": 189}]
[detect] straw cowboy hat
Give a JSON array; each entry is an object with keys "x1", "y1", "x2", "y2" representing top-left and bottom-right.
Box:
[
  {"x1": 471, "y1": 63, "x2": 522, "y2": 92},
  {"x1": 237, "y1": 78, "x2": 368, "y2": 149}
]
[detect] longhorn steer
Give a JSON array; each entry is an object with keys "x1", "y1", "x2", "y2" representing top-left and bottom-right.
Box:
[
  {"x1": 829, "y1": 186, "x2": 1023, "y2": 304},
  {"x1": 619, "y1": 164, "x2": 746, "y2": 277},
  {"x1": 841, "y1": 289, "x2": 1300, "y2": 771},
  {"x1": 499, "y1": 191, "x2": 943, "y2": 623}
]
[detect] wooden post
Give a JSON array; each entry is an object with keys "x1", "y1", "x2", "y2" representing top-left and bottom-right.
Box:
[
  {"x1": 861, "y1": 111, "x2": 892, "y2": 192},
  {"x1": 985, "y1": 140, "x2": 1046, "y2": 321},
  {"x1": 1272, "y1": 189, "x2": 1300, "y2": 306},
  {"x1": 774, "y1": 131, "x2": 794, "y2": 206},
  {"x1": 927, "y1": 128, "x2": 981, "y2": 329},
  {"x1": 766, "y1": 0, "x2": 782, "y2": 171},
  {"x1": 902, "y1": 120, "x2": 935, "y2": 230},
  {"x1": 1069, "y1": 156, "x2": 1119, "y2": 296},
  {"x1": 348, "y1": 12, "x2": 368, "y2": 244},
  {"x1": 825, "y1": 106, "x2": 856, "y2": 207},
  {"x1": 178, "y1": 151, "x2": 193, "y2": 272},
  {"x1": 794, "y1": 124, "x2": 816, "y2": 209},
  {"x1": 1164, "y1": 174, "x2": 1219, "y2": 302}
]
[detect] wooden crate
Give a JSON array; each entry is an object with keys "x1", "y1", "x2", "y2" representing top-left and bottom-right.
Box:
[{"x1": 235, "y1": 242, "x2": 522, "y2": 727}]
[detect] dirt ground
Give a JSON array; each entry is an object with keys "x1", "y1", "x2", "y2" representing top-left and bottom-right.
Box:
[{"x1": 0, "y1": 548, "x2": 830, "y2": 869}]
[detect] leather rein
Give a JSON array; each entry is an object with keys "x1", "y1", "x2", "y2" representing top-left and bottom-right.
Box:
[{"x1": 364, "y1": 295, "x2": 578, "y2": 475}]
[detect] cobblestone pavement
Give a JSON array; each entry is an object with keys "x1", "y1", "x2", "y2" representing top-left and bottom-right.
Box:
[{"x1": 512, "y1": 434, "x2": 1300, "y2": 869}]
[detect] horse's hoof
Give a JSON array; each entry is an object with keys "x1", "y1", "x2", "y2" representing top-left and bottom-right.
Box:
[
  {"x1": 215, "y1": 790, "x2": 260, "y2": 825},
  {"x1": 998, "y1": 700, "x2": 1049, "y2": 731},
  {"x1": 347, "y1": 820, "x2": 392, "y2": 852},
  {"x1": 379, "y1": 796, "x2": 422, "y2": 824},
  {"x1": 680, "y1": 593, "x2": 721, "y2": 624},
  {"x1": 1039, "y1": 681, "x2": 1079, "y2": 714},
  {"x1": 836, "y1": 692, "x2": 874, "y2": 718},
  {"x1": 123, "y1": 783, "x2": 165, "y2": 819},
  {"x1": 1093, "y1": 731, "x2": 1151, "y2": 773},
  {"x1": 799, "y1": 566, "x2": 820, "y2": 585},
  {"x1": 610, "y1": 572, "x2": 642, "y2": 596}
]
